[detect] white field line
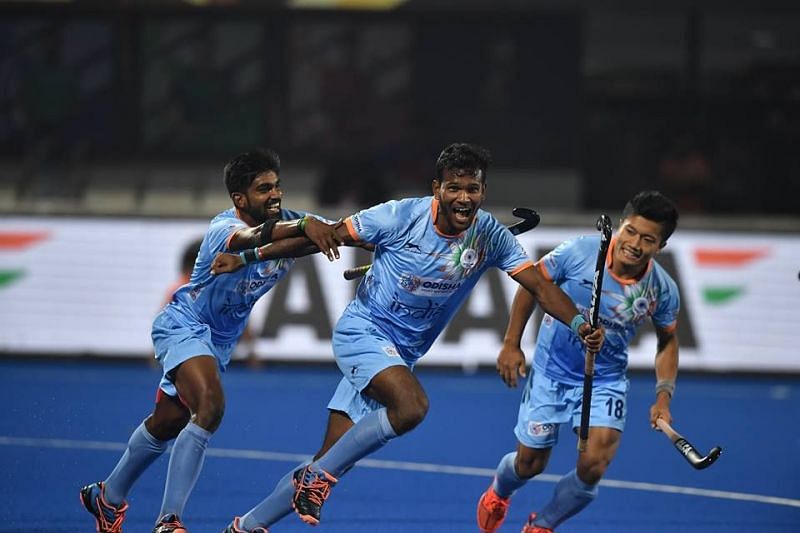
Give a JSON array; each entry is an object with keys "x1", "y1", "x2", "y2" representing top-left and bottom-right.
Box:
[{"x1": 2, "y1": 435, "x2": 798, "y2": 509}]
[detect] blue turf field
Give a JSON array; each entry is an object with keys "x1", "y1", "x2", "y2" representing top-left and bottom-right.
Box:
[{"x1": 1, "y1": 359, "x2": 798, "y2": 532}]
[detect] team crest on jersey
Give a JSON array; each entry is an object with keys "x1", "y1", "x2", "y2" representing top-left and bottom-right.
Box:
[
  {"x1": 382, "y1": 345, "x2": 400, "y2": 357},
  {"x1": 527, "y1": 422, "x2": 556, "y2": 437},
  {"x1": 440, "y1": 226, "x2": 487, "y2": 279},
  {"x1": 460, "y1": 248, "x2": 478, "y2": 269},
  {"x1": 399, "y1": 273, "x2": 422, "y2": 292},
  {"x1": 608, "y1": 280, "x2": 658, "y2": 325}
]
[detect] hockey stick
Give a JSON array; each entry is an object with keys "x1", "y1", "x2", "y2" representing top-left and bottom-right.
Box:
[
  {"x1": 342, "y1": 207, "x2": 541, "y2": 280},
  {"x1": 577, "y1": 214, "x2": 613, "y2": 453},
  {"x1": 656, "y1": 418, "x2": 722, "y2": 470}
]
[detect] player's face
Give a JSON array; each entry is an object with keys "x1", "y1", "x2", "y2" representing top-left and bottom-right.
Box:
[
  {"x1": 613, "y1": 215, "x2": 665, "y2": 274},
  {"x1": 243, "y1": 171, "x2": 282, "y2": 223},
  {"x1": 432, "y1": 168, "x2": 486, "y2": 234}
]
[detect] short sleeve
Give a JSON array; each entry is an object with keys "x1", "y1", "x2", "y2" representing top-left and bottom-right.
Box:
[
  {"x1": 207, "y1": 215, "x2": 247, "y2": 254},
  {"x1": 346, "y1": 199, "x2": 416, "y2": 245},
  {"x1": 539, "y1": 237, "x2": 583, "y2": 284},
  {"x1": 653, "y1": 276, "x2": 681, "y2": 331}
]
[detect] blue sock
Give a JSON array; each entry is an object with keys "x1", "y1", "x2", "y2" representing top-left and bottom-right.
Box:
[
  {"x1": 239, "y1": 461, "x2": 308, "y2": 530},
  {"x1": 314, "y1": 408, "x2": 397, "y2": 478},
  {"x1": 536, "y1": 469, "x2": 598, "y2": 529},
  {"x1": 159, "y1": 422, "x2": 212, "y2": 519},
  {"x1": 104, "y1": 421, "x2": 168, "y2": 506},
  {"x1": 492, "y1": 452, "x2": 527, "y2": 498}
]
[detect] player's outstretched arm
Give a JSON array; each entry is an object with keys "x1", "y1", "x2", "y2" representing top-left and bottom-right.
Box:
[
  {"x1": 511, "y1": 264, "x2": 604, "y2": 353},
  {"x1": 228, "y1": 216, "x2": 344, "y2": 261},
  {"x1": 496, "y1": 287, "x2": 536, "y2": 388},
  {"x1": 650, "y1": 326, "x2": 679, "y2": 429}
]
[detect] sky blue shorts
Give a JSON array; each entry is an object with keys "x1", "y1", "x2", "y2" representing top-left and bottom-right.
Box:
[
  {"x1": 327, "y1": 313, "x2": 411, "y2": 422},
  {"x1": 151, "y1": 310, "x2": 233, "y2": 397},
  {"x1": 514, "y1": 368, "x2": 629, "y2": 449}
]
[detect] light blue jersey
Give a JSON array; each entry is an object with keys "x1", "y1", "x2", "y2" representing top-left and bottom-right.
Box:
[
  {"x1": 153, "y1": 207, "x2": 305, "y2": 391},
  {"x1": 534, "y1": 234, "x2": 680, "y2": 385},
  {"x1": 343, "y1": 196, "x2": 532, "y2": 364},
  {"x1": 328, "y1": 197, "x2": 533, "y2": 420}
]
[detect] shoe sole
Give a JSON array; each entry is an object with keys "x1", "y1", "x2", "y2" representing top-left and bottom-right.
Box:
[{"x1": 291, "y1": 501, "x2": 320, "y2": 526}]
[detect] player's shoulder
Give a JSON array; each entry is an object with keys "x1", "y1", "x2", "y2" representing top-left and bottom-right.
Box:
[
  {"x1": 210, "y1": 207, "x2": 238, "y2": 224},
  {"x1": 650, "y1": 259, "x2": 679, "y2": 288},
  {"x1": 280, "y1": 207, "x2": 307, "y2": 221}
]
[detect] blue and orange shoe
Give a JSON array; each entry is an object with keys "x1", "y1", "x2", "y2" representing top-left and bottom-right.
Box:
[
  {"x1": 222, "y1": 516, "x2": 269, "y2": 533},
  {"x1": 79, "y1": 481, "x2": 128, "y2": 533},
  {"x1": 153, "y1": 514, "x2": 188, "y2": 533},
  {"x1": 521, "y1": 513, "x2": 553, "y2": 533},
  {"x1": 477, "y1": 485, "x2": 510, "y2": 533},
  {"x1": 291, "y1": 465, "x2": 338, "y2": 526}
]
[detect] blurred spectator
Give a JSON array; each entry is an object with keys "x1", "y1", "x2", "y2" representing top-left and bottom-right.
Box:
[{"x1": 657, "y1": 133, "x2": 714, "y2": 213}]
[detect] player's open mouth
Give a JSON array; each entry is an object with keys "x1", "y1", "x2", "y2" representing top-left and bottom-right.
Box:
[
  {"x1": 453, "y1": 206, "x2": 472, "y2": 223},
  {"x1": 266, "y1": 201, "x2": 281, "y2": 215},
  {"x1": 620, "y1": 246, "x2": 640, "y2": 260}
]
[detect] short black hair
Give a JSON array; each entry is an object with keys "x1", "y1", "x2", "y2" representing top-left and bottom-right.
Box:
[
  {"x1": 223, "y1": 148, "x2": 281, "y2": 194},
  {"x1": 435, "y1": 143, "x2": 491, "y2": 181},
  {"x1": 622, "y1": 190, "x2": 679, "y2": 242}
]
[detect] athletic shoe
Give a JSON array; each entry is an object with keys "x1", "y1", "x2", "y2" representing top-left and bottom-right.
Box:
[
  {"x1": 521, "y1": 513, "x2": 553, "y2": 533},
  {"x1": 477, "y1": 485, "x2": 510, "y2": 533},
  {"x1": 152, "y1": 514, "x2": 188, "y2": 533},
  {"x1": 222, "y1": 517, "x2": 269, "y2": 533},
  {"x1": 79, "y1": 481, "x2": 128, "y2": 533},
  {"x1": 291, "y1": 465, "x2": 338, "y2": 525}
]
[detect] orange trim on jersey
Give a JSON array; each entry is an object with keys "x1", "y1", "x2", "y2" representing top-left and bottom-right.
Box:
[
  {"x1": 344, "y1": 217, "x2": 361, "y2": 241},
  {"x1": 509, "y1": 261, "x2": 534, "y2": 276},
  {"x1": 430, "y1": 197, "x2": 467, "y2": 238},
  {"x1": 536, "y1": 260, "x2": 553, "y2": 281},
  {"x1": 606, "y1": 236, "x2": 653, "y2": 285}
]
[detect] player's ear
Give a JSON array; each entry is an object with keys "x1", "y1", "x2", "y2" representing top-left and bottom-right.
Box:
[
  {"x1": 431, "y1": 179, "x2": 441, "y2": 199},
  {"x1": 230, "y1": 192, "x2": 246, "y2": 209}
]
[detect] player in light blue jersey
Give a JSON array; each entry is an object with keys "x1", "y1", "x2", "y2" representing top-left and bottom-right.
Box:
[
  {"x1": 79, "y1": 149, "x2": 344, "y2": 533},
  {"x1": 211, "y1": 143, "x2": 605, "y2": 533},
  {"x1": 476, "y1": 190, "x2": 680, "y2": 533}
]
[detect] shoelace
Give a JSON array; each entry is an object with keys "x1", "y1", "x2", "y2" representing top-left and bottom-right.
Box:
[
  {"x1": 96, "y1": 495, "x2": 126, "y2": 533},
  {"x1": 300, "y1": 473, "x2": 333, "y2": 506}
]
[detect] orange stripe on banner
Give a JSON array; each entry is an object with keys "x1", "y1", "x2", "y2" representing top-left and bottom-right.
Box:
[
  {"x1": 0, "y1": 232, "x2": 48, "y2": 250},
  {"x1": 694, "y1": 248, "x2": 767, "y2": 266}
]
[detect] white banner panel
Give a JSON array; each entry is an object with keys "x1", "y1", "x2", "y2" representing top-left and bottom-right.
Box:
[{"x1": 1, "y1": 216, "x2": 799, "y2": 373}]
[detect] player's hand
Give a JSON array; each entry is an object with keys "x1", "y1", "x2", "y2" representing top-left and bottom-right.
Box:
[
  {"x1": 649, "y1": 394, "x2": 672, "y2": 429},
  {"x1": 303, "y1": 217, "x2": 343, "y2": 261},
  {"x1": 578, "y1": 324, "x2": 605, "y2": 353},
  {"x1": 496, "y1": 344, "x2": 527, "y2": 388},
  {"x1": 211, "y1": 252, "x2": 244, "y2": 275}
]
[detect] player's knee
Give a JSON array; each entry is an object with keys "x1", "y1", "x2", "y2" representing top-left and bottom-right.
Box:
[
  {"x1": 192, "y1": 390, "x2": 226, "y2": 432},
  {"x1": 515, "y1": 453, "x2": 547, "y2": 479},
  {"x1": 391, "y1": 395, "x2": 429, "y2": 435}
]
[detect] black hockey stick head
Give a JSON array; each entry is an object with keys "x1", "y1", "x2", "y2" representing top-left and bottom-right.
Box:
[
  {"x1": 509, "y1": 207, "x2": 540, "y2": 236},
  {"x1": 674, "y1": 437, "x2": 722, "y2": 470}
]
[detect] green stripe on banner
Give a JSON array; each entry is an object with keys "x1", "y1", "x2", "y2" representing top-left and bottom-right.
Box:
[
  {"x1": 703, "y1": 286, "x2": 743, "y2": 304},
  {"x1": 0, "y1": 270, "x2": 24, "y2": 288}
]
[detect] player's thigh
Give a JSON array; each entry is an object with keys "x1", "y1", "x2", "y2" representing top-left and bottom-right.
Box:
[
  {"x1": 515, "y1": 370, "x2": 573, "y2": 449},
  {"x1": 332, "y1": 314, "x2": 409, "y2": 394},
  {"x1": 363, "y1": 365, "x2": 426, "y2": 410},
  {"x1": 171, "y1": 355, "x2": 224, "y2": 411}
]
